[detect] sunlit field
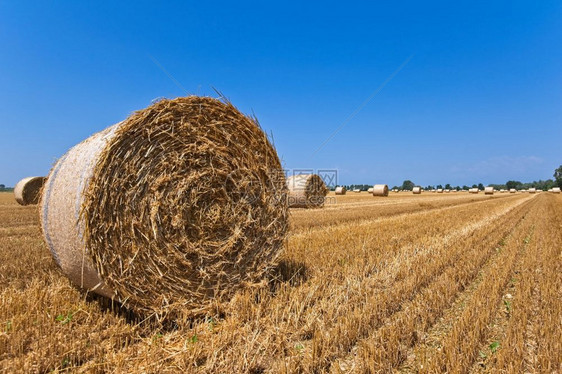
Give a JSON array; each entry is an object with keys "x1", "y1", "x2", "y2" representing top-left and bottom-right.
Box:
[{"x1": 1, "y1": 191, "x2": 560, "y2": 373}]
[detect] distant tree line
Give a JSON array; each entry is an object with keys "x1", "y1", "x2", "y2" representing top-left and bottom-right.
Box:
[
  {"x1": 338, "y1": 165, "x2": 562, "y2": 192},
  {"x1": 0, "y1": 184, "x2": 13, "y2": 192}
]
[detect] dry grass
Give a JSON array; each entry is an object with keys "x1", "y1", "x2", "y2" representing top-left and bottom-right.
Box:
[{"x1": 1, "y1": 191, "x2": 561, "y2": 373}]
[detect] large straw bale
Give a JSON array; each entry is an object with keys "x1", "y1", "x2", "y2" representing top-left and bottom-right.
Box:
[
  {"x1": 335, "y1": 186, "x2": 346, "y2": 195},
  {"x1": 484, "y1": 186, "x2": 494, "y2": 195},
  {"x1": 528, "y1": 188, "x2": 536, "y2": 194},
  {"x1": 14, "y1": 176, "x2": 46, "y2": 205},
  {"x1": 372, "y1": 184, "x2": 389, "y2": 197},
  {"x1": 287, "y1": 174, "x2": 328, "y2": 207},
  {"x1": 552, "y1": 187, "x2": 561, "y2": 193},
  {"x1": 412, "y1": 186, "x2": 422, "y2": 194},
  {"x1": 41, "y1": 96, "x2": 288, "y2": 316}
]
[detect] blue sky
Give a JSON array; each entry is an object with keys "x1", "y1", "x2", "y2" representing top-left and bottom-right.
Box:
[{"x1": 1, "y1": 1, "x2": 561, "y2": 187}]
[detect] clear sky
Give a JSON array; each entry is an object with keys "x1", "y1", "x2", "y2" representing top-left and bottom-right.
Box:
[{"x1": 1, "y1": 1, "x2": 561, "y2": 187}]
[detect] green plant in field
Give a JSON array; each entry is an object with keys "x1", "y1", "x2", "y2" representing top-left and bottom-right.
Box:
[
  {"x1": 61, "y1": 357, "x2": 70, "y2": 369},
  {"x1": 55, "y1": 312, "x2": 73, "y2": 325},
  {"x1": 206, "y1": 317, "x2": 216, "y2": 331},
  {"x1": 504, "y1": 300, "x2": 512, "y2": 313},
  {"x1": 4, "y1": 320, "x2": 12, "y2": 333},
  {"x1": 189, "y1": 334, "x2": 198, "y2": 343},
  {"x1": 489, "y1": 341, "x2": 500, "y2": 353}
]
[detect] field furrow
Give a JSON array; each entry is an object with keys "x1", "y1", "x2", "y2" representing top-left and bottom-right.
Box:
[
  {"x1": 336, "y1": 196, "x2": 536, "y2": 373},
  {"x1": 291, "y1": 193, "x2": 516, "y2": 231},
  {"x1": 408, "y1": 199, "x2": 538, "y2": 373}
]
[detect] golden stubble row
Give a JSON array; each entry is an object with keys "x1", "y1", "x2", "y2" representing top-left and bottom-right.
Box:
[
  {"x1": 290, "y1": 193, "x2": 514, "y2": 231},
  {"x1": 340, "y1": 195, "x2": 536, "y2": 373},
  {"x1": 491, "y1": 194, "x2": 562, "y2": 373},
  {"x1": 415, "y1": 194, "x2": 539, "y2": 373}
]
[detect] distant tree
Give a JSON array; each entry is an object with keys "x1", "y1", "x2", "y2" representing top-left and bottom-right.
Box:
[
  {"x1": 391, "y1": 186, "x2": 399, "y2": 190},
  {"x1": 444, "y1": 183, "x2": 452, "y2": 190},
  {"x1": 478, "y1": 183, "x2": 485, "y2": 190},
  {"x1": 436, "y1": 184, "x2": 443, "y2": 189},
  {"x1": 555, "y1": 165, "x2": 562, "y2": 188},
  {"x1": 472, "y1": 184, "x2": 478, "y2": 189},
  {"x1": 426, "y1": 185, "x2": 434, "y2": 190},
  {"x1": 0, "y1": 184, "x2": 5, "y2": 190},
  {"x1": 401, "y1": 180, "x2": 415, "y2": 191},
  {"x1": 462, "y1": 185, "x2": 469, "y2": 190},
  {"x1": 506, "y1": 180, "x2": 522, "y2": 190}
]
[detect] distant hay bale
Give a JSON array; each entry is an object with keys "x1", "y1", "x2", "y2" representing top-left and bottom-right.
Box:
[
  {"x1": 412, "y1": 186, "x2": 422, "y2": 194},
  {"x1": 528, "y1": 188, "x2": 536, "y2": 194},
  {"x1": 469, "y1": 188, "x2": 479, "y2": 194},
  {"x1": 14, "y1": 176, "x2": 46, "y2": 206},
  {"x1": 367, "y1": 187, "x2": 374, "y2": 194},
  {"x1": 392, "y1": 189, "x2": 399, "y2": 193},
  {"x1": 484, "y1": 187, "x2": 494, "y2": 195},
  {"x1": 335, "y1": 186, "x2": 347, "y2": 195},
  {"x1": 287, "y1": 174, "x2": 328, "y2": 207},
  {"x1": 509, "y1": 188, "x2": 516, "y2": 193},
  {"x1": 437, "y1": 189, "x2": 443, "y2": 193},
  {"x1": 41, "y1": 96, "x2": 289, "y2": 317},
  {"x1": 352, "y1": 189, "x2": 361, "y2": 193},
  {"x1": 444, "y1": 189, "x2": 450, "y2": 193},
  {"x1": 552, "y1": 187, "x2": 561, "y2": 193},
  {"x1": 372, "y1": 184, "x2": 389, "y2": 197}
]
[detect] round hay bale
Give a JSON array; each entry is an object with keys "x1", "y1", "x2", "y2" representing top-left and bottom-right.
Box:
[
  {"x1": 14, "y1": 176, "x2": 46, "y2": 206},
  {"x1": 412, "y1": 186, "x2": 422, "y2": 194},
  {"x1": 352, "y1": 189, "x2": 361, "y2": 193},
  {"x1": 41, "y1": 96, "x2": 289, "y2": 317},
  {"x1": 469, "y1": 188, "x2": 478, "y2": 194},
  {"x1": 287, "y1": 174, "x2": 328, "y2": 207},
  {"x1": 552, "y1": 187, "x2": 561, "y2": 193},
  {"x1": 335, "y1": 186, "x2": 347, "y2": 195},
  {"x1": 437, "y1": 189, "x2": 443, "y2": 193},
  {"x1": 509, "y1": 188, "x2": 516, "y2": 193},
  {"x1": 528, "y1": 188, "x2": 536, "y2": 194},
  {"x1": 367, "y1": 187, "x2": 374, "y2": 194},
  {"x1": 372, "y1": 184, "x2": 389, "y2": 197},
  {"x1": 484, "y1": 187, "x2": 494, "y2": 195},
  {"x1": 444, "y1": 189, "x2": 450, "y2": 193}
]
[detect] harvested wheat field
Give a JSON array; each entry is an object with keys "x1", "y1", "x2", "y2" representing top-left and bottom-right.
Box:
[{"x1": 1, "y1": 191, "x2": 561, "y2": 373}]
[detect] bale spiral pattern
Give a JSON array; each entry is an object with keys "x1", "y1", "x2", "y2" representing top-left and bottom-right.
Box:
[{"x1": 42, "y1": 96, "x2": 289, "y2": 316}]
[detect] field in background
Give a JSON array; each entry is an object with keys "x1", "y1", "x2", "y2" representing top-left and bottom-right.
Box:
[{"x1": 1, "y1": 191, "x2": 560, "y2": 373}]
